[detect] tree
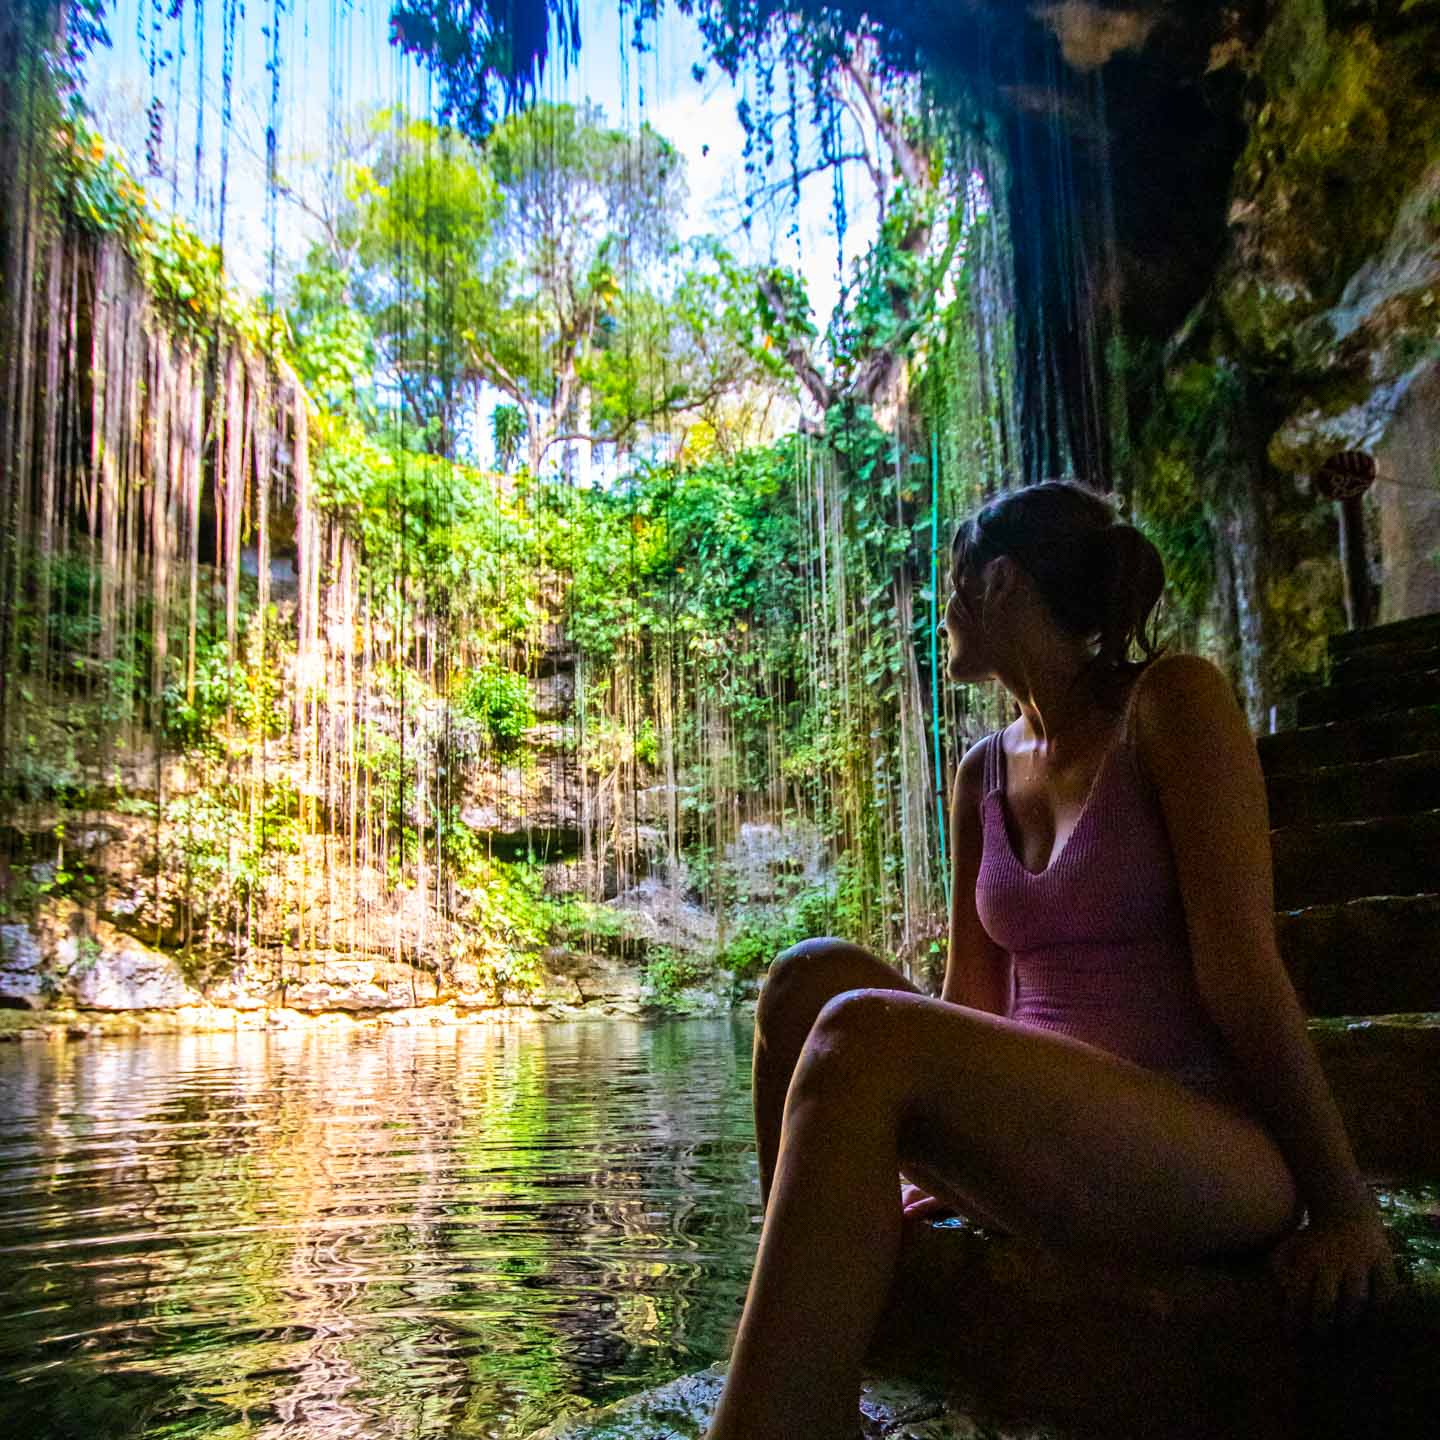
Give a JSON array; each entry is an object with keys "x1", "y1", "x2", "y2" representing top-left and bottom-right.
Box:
[
  {"x1": 740, "y1": 39, "x2": 969, "y2": 436},
  {"x1": 347, "y1": 102, "x2": 793, "y2": 476},
  {"x1": 587, "y1": 237, "x2": 800, "y2": 462},
  {"x1": 352, "y1": 112, "x2": 502, "y2": 455},
  {"x1": 349, "y1": 103, "x2": 689, "y2": 474},
  {"x1": 386, "y1": 3, "x2": 964, "y2": 431},
  {"x1": 474, "y1": 101, "x2": 684, "y2": 475}
]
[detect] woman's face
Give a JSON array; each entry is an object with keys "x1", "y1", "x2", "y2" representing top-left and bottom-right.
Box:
[{"x1": 942, "y1": 562, "x2": 992, "y2": 683}]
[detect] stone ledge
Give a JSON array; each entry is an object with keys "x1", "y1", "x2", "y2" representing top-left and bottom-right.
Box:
[
  {"x1": 0, "y1": 1002, "x2": 569, "y2": 1040},
  {"x1": 874, "y1": 1217, "x2": 1440, "y2": 1440},
  {"x1": 528, "y1": 1219, "x2": 1440, "y2": 1440},
  {"x1": 1280, "y1": 895, "x2": 1440, "y2": 1017},
  {"x1": 1258, "y1": 707, "x2": 1440, "y2": 777},
  {"x1": 525, "y1": 1362, "x2": 1068, "y2": 1440}
]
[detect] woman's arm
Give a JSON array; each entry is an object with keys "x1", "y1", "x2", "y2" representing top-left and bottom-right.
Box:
[
  {"x1": 1135, "y1": 654, "x2": 1395, "y2": 1326},
  {"x1": 903, "y1": 738, "x2": 1010, "y2": 1220},
  {"x1": 942, "y1": 737, "x2": 1010, "y2": 1013}
]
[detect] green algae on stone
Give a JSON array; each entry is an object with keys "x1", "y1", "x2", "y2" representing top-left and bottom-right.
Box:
[{"x1": 1374, "y1": 1184, "x2": 1440, "y2": 1283}]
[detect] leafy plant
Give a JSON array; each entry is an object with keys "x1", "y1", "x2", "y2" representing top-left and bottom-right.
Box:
[
  {"x1": 456, "y1": 665, "x2": 534, "y2": 749},
  {"x1": 642, "y1": 946, "x2": 713, "y2": 1011}
]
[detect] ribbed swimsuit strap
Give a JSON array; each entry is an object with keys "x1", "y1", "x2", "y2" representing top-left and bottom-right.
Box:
[
  {"x1": 1118, "y1": 665, "x2": 1150, "y2": 754},
  {"x1": 984, "y1": 728, "x2": 1005, "y2": 795}
]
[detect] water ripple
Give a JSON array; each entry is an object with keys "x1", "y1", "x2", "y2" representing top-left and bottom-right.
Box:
[{"x1": 0, "y1": 1018, "x2": 761, "y2": 1439}]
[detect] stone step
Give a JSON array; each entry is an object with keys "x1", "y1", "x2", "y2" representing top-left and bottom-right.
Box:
[
  {"x1": 1295, "y1": 667, "x2": 1440, "y2": 727},
  {"x1": 527, "y1": 1017, "x2": 1440, "y2": 1440},
  {"x1": 1331, "y1": 640, "x2": 1440, "y2": 690},
  {"x1": 1267, "y1": 750, "x2": 1440, "y2": 827},
  {"x1": 875, "y1": 1209, "x2": 1440, "y2": 1440},
  {"x1": 1258, "y1": 705, "x2": 1440, "y2": 777},
  {"x1": 1311, "y1": 1013, "x2": 1440, "y2": 1178},
  {"x1": 1330, "y1": 612, "x2": 1440, "y2": 657},
  {"x1": 1281, "y1": 895, "x2": 1440, "y2": 1016},
  {"x1": 1271, "y1": 811, "x2": 1440, "y2": 909}
]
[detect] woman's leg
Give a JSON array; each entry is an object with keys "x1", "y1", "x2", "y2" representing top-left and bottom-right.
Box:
[
  {"x1": 708, "y1": 988, "x2": 1298, "y2": 1440},
  {"x1": 752, "y1": 937, "x2": 918, "y2": 1205},
  {"x1": 752, "y1": 937, "x2": 1010, "y2": 1227}
]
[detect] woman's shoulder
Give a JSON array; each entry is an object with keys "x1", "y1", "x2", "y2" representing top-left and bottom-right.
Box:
[
  {"x1": 1131, "y1": 652, "x2": 1237, "y2": 718},
  {"x1": 953, "y1": 727, "x2": 1007, "y2": 808},
  {"x1": 1129, "y1": 653, "x2": 1252, "y2": 779}
]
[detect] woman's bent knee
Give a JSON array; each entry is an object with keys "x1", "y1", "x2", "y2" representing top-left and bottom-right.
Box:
[
  {"x1": 758, "y1": 939, "x2": 872, "y2": 1028},
  {"x1": 761, "y1": 939, "x2": 908, "y2": 1016},
  {"x1": 771, "y1": 936, "x2": 879, "y2": 978},
  {"x1": 785, "y1": 989, "x2": 911, "y2": 1112}
]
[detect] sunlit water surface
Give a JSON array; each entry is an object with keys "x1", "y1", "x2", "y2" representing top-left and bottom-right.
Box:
[{"x1": 0, "y1": 1019, "x2": 761, "y2": 1440}]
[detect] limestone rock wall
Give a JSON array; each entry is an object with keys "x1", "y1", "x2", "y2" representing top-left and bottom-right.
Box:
[
  {"x1": 0, "y1": 813, "x2": 828, "y2": 1020},
  {"x1": 1131, "y1": 0, "x2": 1440, "y2": 717}
]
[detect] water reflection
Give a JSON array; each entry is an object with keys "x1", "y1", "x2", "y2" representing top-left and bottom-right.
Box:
[{"x1": 0, "y1": 1019, "x2": 761, "y2": 1439}]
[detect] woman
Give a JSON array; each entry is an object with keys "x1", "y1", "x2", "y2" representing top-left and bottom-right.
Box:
[{"x1": 704, "y1": 480, "x2": 1396, "y2": 1440}]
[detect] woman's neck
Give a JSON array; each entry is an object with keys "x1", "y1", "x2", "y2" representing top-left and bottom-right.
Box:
[{"x1": 994, "y1": 639, "x2": 1103, "y2": 753}]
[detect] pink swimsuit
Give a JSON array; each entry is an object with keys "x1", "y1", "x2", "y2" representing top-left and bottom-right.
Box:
[{"x1": 975, "y1": 725, "x2": 1250, "y2": 1111}]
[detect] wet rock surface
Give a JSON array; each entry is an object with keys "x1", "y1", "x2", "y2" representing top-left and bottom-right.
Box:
[
  {"x1": 0, "y1": 924, "x2": 46, "y2": 1003},
  {"x1": 0, "y1": 818, "x2": 822, "y2": 1021},
  {"x1": 66, "y1": 927, "x2": 206, "y2": 1010},
  {"x1": 525, "y1": 1364, "x2": 1066, "y2": 1440}
]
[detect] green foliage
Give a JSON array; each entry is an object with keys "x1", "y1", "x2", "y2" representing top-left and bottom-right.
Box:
[
  {"x1": 311, "y1": 414, "x2": 542, "y2": 638},
  {"x1": 1134, "y1": 452, "x2": 1216, "y2": 631},
  {"x1": 53, "y1": 117, "x2": 149, "y2": 235},
  {"x1": 642, "y1": 946, "x2": 714, "y2": 1011},
  {"x1": 159, "y1": 777, "x2": 303, "y2": 967},
  {"x1": 1266, "y1": 555, "x2": 1342, "y2": 685},
  {"x1": 289, "y1": 256, "x2": 376, "y2": 416},
  {"x1": 388, "y1": 0, "x2": 582, "y2": 139},
  {"x1": 0, "y1": 823, "x2": 98, "y2": 914},
  {"x1": 456, "y1": 665, "x2": 534, "y2": 749},
  {"x1": 587, "y1": 239, "x2": 791, "y2": 454},
  {"x1": 347, "y1": 103, "x2": 694, "y2": 467},
  {"x1": 142, "y1": 217, "x2": 227, "y2": 336},
  {"x1": 717, "y1": 922, "x2": 784, "y2": 982},
  {"x1": 163, "y1": 630, "x2": 283, "y2": 752},
  {"x1": 1128, "y1": 359, "x2": 1242, "y2": 627},
  {"x1": 52, "y1": 118, "x2": 286, "y2": 344},
  {"x1": 755, "y1": 265, "x2": 818, "y2": 352},
  {"x1": 491, "y1": 402, "x2": 527, "y2": 470},
  {"x1": 448, "y1": 851, "x2": 564, "y2": 994},
  {"x1": 826, "y1": 182, "x2": 962, "y2": 376},
  {"x1": 353, "y1": 723, "x2": 408, "y2": 826},
  {"x1": 351, "y1": 113, "x2": 501, "y2": 448},
  {"x1": 546, "y1": 438, "x2": 804, "y2": 666},
  {"x1": 538, "y1": 893, "x2": 632, "y2": 953},
  {"x1": 13, "y1": 548, "x2": 100, "y2": 675}
]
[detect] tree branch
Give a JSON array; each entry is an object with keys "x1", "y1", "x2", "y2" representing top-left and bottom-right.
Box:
[
  {"x1": 467, "y1": 339, "x2": 533, "y2": 421},
  {"x1": 757, "y1": 273, "x2": 837, "y2": 414},
  {"x1": 839, "y1": 49, "x2": 926, "y2": 192}
]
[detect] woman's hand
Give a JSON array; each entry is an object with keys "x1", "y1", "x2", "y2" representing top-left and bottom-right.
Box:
[
  {"x1": 1267, "y1": 1207, "x2": 1399, "y2": 1335},
  {"x1": 899, "y1": 1179, "x2": 952, "y2": 1220}
]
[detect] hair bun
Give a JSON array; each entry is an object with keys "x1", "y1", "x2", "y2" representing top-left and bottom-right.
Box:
[
  {"x1": 1097, "y1": 524, "x2": 1164, "y2": 666},
  {"x1": 953, "y1": 481, "x2": 1167, "y2": 678}
]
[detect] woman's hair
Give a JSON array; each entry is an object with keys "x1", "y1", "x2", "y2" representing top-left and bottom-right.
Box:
[{"x1": 952, "y1": 480, "x2": 1164, "y2": 675}]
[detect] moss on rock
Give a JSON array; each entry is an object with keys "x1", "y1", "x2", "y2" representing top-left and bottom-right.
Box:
[{"x1": 1226, "y1": 0, "x2": 1440, "y2": 355}]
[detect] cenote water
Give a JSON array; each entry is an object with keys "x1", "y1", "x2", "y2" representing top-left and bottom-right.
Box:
[{"x1": 0, "y1": 1019, "x2": 761, "y2": 1440}]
